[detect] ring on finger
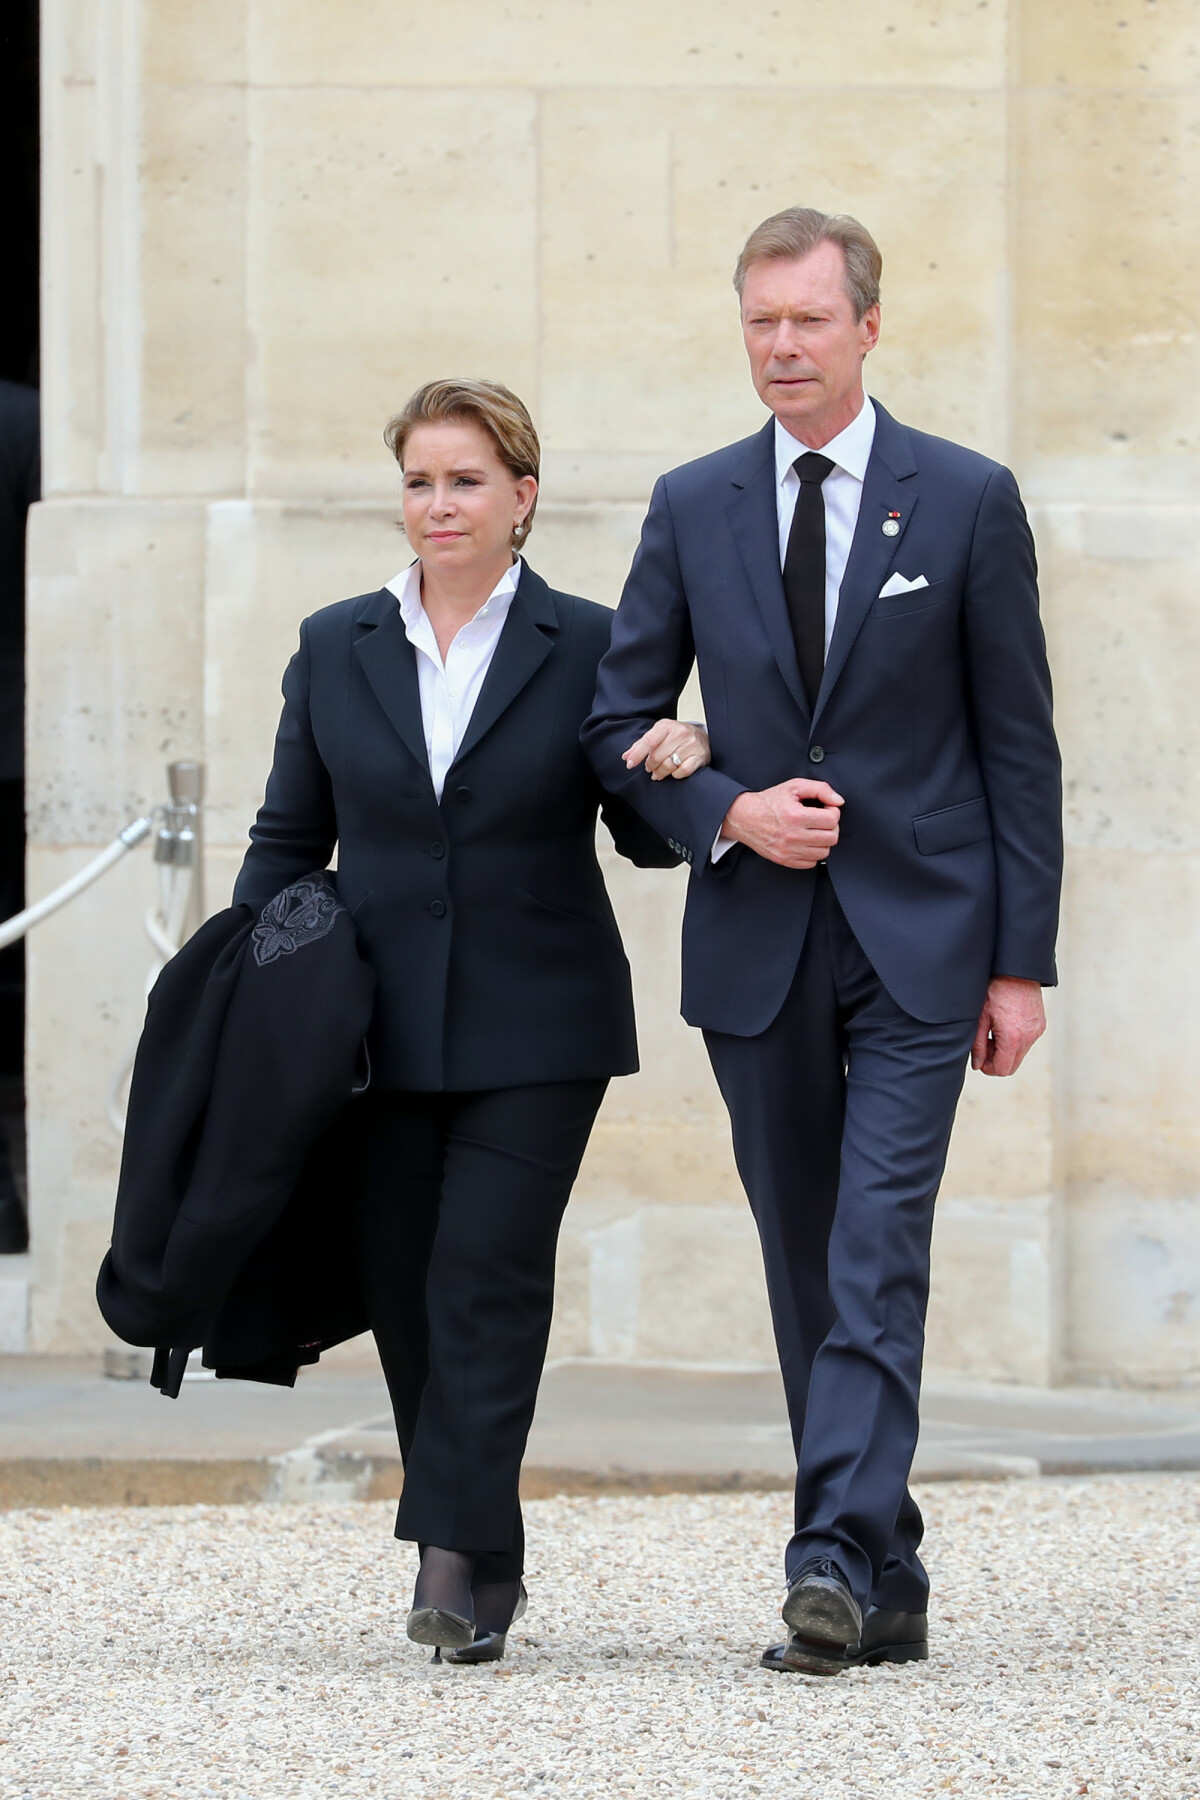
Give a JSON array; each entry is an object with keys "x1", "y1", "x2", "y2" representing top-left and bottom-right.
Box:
[{"x1": 670, "y1": 751, "x2": 683, "y2": 767}]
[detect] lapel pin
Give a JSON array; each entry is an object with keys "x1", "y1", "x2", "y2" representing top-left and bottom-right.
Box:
[{"x1": 882, "y1": 511, "x2": 901, "y2": 538}]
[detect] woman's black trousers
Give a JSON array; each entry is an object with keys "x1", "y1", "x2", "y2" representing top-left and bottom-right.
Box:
[{"x1": 348, "y1": 1080, "x2": 607, "y2": 1582}]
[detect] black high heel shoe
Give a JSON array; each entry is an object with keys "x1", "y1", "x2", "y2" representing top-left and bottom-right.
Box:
[
  {"x1": 442, "y1": 1582, "x2": 528, "y2": 1666},
  {"x1": 406, "y1": 1547, "x2": 476, "y2": 1650}
]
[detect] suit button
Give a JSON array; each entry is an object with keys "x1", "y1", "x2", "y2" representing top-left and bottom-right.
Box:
[
  {"x1": 809, "y1": 745, "x2": 826, "y2": 764},
  {"x1": 454, "y1": 786, "x2": 472, "y2": 802},
  {"x1": 430, "y1": 900, "x2": 447, "y2": 917},
  {"x1": 430, "y1": 842, "x2": 445, "y2": 859}
]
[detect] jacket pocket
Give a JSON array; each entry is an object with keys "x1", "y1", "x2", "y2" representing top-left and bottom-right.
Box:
[
  {"x1": 912, "y1": 796, "x2": 992, "y2": 855},
  {"x1": 870, "y1": 579, "x2": 950, "y2": 619}
]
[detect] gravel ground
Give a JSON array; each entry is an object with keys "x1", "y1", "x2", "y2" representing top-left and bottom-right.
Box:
[{"x1": 0, "y1": 1477, "x2": 1197, "y2": 1799}]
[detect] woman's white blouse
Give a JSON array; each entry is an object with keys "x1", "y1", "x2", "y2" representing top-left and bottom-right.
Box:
[{"x1": 383, "y1": 558, "x2": 522, "y2": 800}]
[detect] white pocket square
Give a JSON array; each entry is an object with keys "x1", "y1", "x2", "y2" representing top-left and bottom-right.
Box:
[{"x1": 878, "y1": 572, "x2": 929, "y2": 598}]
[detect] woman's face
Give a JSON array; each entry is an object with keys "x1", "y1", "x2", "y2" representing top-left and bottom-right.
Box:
[{"x1": 401, "y1": 419, "x2": 536, "y2": 578}]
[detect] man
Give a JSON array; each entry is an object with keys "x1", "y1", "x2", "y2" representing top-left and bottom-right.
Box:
[{"x1": 582, "y1": 208, "x2": 1061, "y2": 1674}]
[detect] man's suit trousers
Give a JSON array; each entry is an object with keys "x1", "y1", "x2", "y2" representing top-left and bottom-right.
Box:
[
  {"x1": 347, "y1": 1081, "x2": 606, "y2": 1582},
  {"x1": 704, "y1": 872, "x2": 976, "y2": 1613}
]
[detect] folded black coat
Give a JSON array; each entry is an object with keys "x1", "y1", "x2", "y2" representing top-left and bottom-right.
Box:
[{"x1": 96, "y1": 873, "x2": 376, "y2": 1396}]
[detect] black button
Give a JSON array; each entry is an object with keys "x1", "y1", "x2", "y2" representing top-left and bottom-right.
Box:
[
  {"x1": 430, "y1": 842, "x2": 445, "y2": 859},
  {"x1": 454, "y1": 786, "x2": 472, "y2": 802},
  {"x1": 809, "y1": 746, "x2": 825, "y2": 764},
  {"x1": 430, "y1": 900, "x2": 447, "y2": 917}
]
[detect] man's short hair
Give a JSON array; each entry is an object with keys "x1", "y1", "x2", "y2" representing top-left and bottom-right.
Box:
[
  {"x1": 734, "y1": 208, "x2": 882, "y2": 321},
  {"x1": 385, "y1": 378, "x2": 541, "y2": 546}
]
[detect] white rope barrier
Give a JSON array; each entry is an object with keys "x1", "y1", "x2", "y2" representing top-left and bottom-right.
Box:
[
  {"x1": 0, "y1": 816, "x2": 157, "y2": 952},
  {"x1": 0, "y1": 762, "x2": 207, "y2": 1139}
]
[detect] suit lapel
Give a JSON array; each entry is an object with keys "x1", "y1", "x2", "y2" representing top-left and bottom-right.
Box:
[
  {"x1": 813, "y1": 404, "x2": 919, "y2": 727},
  {"x1": 353, "y1": 568, "x2": 559, "y2": 781},
  {"x1": 353, "y1": 589, "x2": 432, "y2": 779},
  {"x1": 449, "y1": 563, "x2": 557, "y2": 768},
  {"x1": 726, "y1": 422, "x2": 810, "y2": 720}
]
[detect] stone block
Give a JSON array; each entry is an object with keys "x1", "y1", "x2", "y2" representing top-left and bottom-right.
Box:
[
  {"x1": 25, "y1": 844, "x2": 164, "y2": 1352},
  {"x1": 143, "y1": 0, "x2": 247, "y2": 86},
  {"x1": 203, "y1": 501, "x2": 404, "y2": 847},
  {"x1": 26, "y1": 500, "x2": 207, "y2": 844},
  {"x1": 139, "y1": 82, "x2": 248, "y2": 493},
  {"x1": 1018, "y1": 0, "x2": 1200, "y2": 89},
  {"x1": 1035, "y1": 507, "x2": 1200, "y2": 853},
  {"x1": 529, "y1": 504, "x2": 648, "y2": 611},
  {"x1": 249, "y1": 0, "x2": 1004, "y2": 92},
  {"x1": 40, "y1": 67, "x2": 102, "y2": 493},
  {"x1": 46, "y1": 0, "x2": 99, "y2": 85},
  {"x1": 1057, "y1": 851, "x2": 1200, "y2": 1196},
  {"x1": 634, "y1": 1204, "x2": 775, "y2": 1366},
  {"x1": 539, "y1": 88, "x2": 1009, "y2": 463},
  {"x1": 1066, "y1": 1191, "x2": 1200, "y2": 1385},
  {"x1": 941, "y1": 1025, "x2": 1055, "y2": 1202},
  {"x1": 560, "y1": 1199, "x2": 774, "y2": 1366},
  {"x1": 1015, "y1": 91, "x2": 1200, "y2": 459},
  {"x1": 33, "y1": 1216, "x2": 120, "y2": 1356},
  {"x1": 246, "y1": 88, "x2": 538, "y2": 497},
  {"x1": 546, "y1": 1226, "x2": 593, "y2": 1363},
  {"x1": 925, "y1": 1193, "x2": 1062, "y2": 1386},
  {"x1": 0, "y1": 1277, "x2": 29, "y2": 1355}
]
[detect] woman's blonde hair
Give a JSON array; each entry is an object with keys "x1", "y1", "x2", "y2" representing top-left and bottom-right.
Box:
[{"x1": 384, "y1": 378, "x2": 541, "y2": 547}]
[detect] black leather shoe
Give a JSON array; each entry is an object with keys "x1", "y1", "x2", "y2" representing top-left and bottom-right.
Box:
[
  {"x1": 781, "y1": 1556, "x2": 862, "y2": 1655},
  {"x1": 761, "y1": 1605, "x2": 929, "y2": 1676},
  {"x1": 442, "y1": 1583, "x2": 529, "y2": 1666}
]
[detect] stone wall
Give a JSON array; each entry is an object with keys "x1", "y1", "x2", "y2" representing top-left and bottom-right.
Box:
[{"x1": 7, "y1": 0, "x2": 1197, "y2": 1387}]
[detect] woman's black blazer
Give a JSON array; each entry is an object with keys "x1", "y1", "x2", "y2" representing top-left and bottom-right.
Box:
[{"x1": 232, "y1": 563, "x2": 679, "y2": 1091}]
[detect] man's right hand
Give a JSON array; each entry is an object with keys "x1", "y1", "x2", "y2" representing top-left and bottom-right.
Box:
[{"x1": 720, "y1": 781, "x2": 844, "y2": 869}]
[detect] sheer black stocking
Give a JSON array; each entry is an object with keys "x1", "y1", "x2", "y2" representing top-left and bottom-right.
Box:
[
  {"x1": 472, "y1": 1578, "x2": 522, "y2": 1636},
  {"x1": 412, "y1": 1546, "x2": 474, "y2": 1625}
]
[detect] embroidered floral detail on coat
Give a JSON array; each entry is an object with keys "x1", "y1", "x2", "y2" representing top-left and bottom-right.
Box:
[{"x1": 252, "y1": 876, "x2": 344, "y2": 967}]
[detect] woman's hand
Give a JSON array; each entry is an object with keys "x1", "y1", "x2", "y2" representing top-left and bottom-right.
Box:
[{"x1": 622, "y1": 719, "x2": 711, "y2": 781}]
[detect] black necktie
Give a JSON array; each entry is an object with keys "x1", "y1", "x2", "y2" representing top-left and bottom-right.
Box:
[{"x1": 783, "y1": 452, "x2": 834, "y2": 710}]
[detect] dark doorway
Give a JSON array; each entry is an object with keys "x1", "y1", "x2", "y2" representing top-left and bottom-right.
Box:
[
  {"x1": 0, "y1": 0, "x2": 39, "y2": 1252},
  {"x1": 0, "y1": 0, "x2": 38, "y2": 387}
]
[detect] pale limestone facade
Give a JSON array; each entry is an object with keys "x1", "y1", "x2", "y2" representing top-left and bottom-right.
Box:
[{"x1": 6, "y1": 0, "x2": 1198, "y2": 1388}]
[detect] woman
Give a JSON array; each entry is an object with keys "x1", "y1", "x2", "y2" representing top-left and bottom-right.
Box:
[{"x1": 232, "y1": 379, "x2": 707, "y2": 1663}]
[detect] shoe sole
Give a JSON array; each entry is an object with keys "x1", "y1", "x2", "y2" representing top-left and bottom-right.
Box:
[
  {"x1": 781, "y1": 1581, "x2": 861, "y2": 1653},
  {"x1": 762, "y1": 1638, "x2": 929, "y2": 1677},
  {"x1": 406, "y1": 1607, "x2": 475, "y2": 1649}
]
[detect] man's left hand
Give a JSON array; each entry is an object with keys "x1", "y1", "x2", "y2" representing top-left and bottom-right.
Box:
[{"x1": 971, "y1": 977, "x2": 1046, "y2": 1077}]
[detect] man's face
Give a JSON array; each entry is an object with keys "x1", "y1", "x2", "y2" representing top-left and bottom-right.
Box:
[{"x1": 740, "y1": 242, "x2": 880, "y2": 445}]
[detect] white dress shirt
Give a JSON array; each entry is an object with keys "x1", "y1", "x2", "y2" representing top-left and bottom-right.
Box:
[
  {"x1": 775, "y1": 394, "x2": 877, "y2": 653},
  {"x1": 712, "y1": 396, "x2": 877, "y2": 862},
  {"x1": 383, "y1": 557, "x2": 522, "y2": 800}
]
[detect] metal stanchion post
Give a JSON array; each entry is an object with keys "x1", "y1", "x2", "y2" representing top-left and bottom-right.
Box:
[{"x1": 159, "y1": 761, "x2": 206, "y2": 946}]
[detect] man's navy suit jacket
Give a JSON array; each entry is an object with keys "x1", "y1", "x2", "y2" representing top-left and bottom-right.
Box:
[{"x1": 582, "y1": 403, "x2": 1063, "y2": 1034}]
